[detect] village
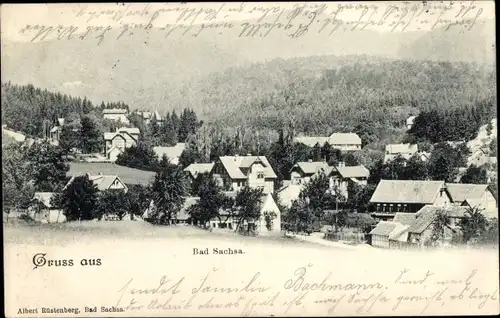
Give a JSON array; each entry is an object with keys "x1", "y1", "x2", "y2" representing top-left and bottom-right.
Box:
[{"x1": 3, "y1": 104, "x2": 498, "y2": 250}]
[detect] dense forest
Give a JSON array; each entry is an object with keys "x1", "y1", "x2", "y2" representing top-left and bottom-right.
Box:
[
  {"x1": 1, "y1": 82, "x2": 130, "y2": 138},
  {"x1": 176, "y1": 56, "x2": 496, "y2": 138}
]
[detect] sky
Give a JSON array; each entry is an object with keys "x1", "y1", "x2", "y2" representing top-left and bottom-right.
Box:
[{"x1": 1, "y1": 1, "x2": 495, "y2": 43}]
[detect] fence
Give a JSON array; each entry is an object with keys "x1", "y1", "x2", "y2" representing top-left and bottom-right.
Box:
[{"x1": 324, "y1": 230, "x2": 367, "y2": 245}]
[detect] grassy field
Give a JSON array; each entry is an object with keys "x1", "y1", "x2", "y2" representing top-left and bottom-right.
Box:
[
  {"x1": 3, "y1": 218, "x2": 338, "y2": 250},
  {"x1": 67, "y1": 162, "x2": 155, "y2": 185}
]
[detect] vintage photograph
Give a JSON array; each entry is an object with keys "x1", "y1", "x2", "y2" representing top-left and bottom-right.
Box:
[{"x1": 2, "y1": 2, "x2": 498, "y2": 316}]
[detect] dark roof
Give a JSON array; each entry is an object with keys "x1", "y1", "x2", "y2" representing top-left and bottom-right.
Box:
[{"x1": 370, "y1": 180, "x2": 446, "y2": 204}]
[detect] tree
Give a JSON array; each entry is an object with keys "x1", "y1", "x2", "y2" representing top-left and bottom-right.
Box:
[
  {"x1": 55, "y1": 175, "x2": 99, "y2": 221},
  {"x1": 427, "y1": 210, "x2": 451, "y2": 246},
  {"x1": 460, "y1": 165, "x2": 488, "y2": 184},
  {"x1": 459, "y1": 206, "x2": 489, "y2": 244},
  {"x1": 285, "y1": 197, "x2": 315, "y2": 235},
  {"x1": 188, "y1": 177, "x2": 226, "y2": 228},
  {"x1": 59, "y1": 123, "x2": 80, "y2": 153},
  {"x1": 149, "y1": 163, "x2": 188, "y2": 224},
  {"x1": 346, "y1": 183, "x2": 376, "y2": 213},
  {"x1": 2, "y1": 144, "x2": 34, "y2": 210},
  {"x1": 25, "y1": 141, "x2": 69, "y2": 192},
  {"x1": 126, "y1": 184, "x2": 152, "y2": 219},
  {"x1": 300, "y1": 171, "x2": 337, "y2": 224},
  {"x1": 95, "y1": 189, "x2": 130, "y2": 220},
  {"x1": 115, "y1": 144, "x2": 158, "y2": 171},
  {"x1": 79, "y1": 115, "x2": 102, "y2": 153},
  {"x1": 428, "y1": 143, "x2": 465, "y2": 182},
  {"x1": 233, "y1": 186, "x2": 264, "y2": 234}
]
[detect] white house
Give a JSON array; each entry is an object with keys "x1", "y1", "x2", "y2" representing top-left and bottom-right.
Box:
[
  {"x1": 289, "y1": 160, "x2": 329, "y2": 185},
  {"x1": 212, "y1": 155, "x2": 277, "y2": 194},
  {"x1": 210, "y1": 192, "x2": 282, "y2": 235},
  {"x1": 277, "y1": 182, "x2": 305, "y2": 208},
  {"x1": 104, "y1": 128, "x2": 139, "y2": 162},
  {"x1": 446, "y1": 183, "x2": 498, "y2": 219},
  {"x1": 294, "y1": 133, "x2": 362, "y2": 151},
  {"x1": 65, "y1": 173, "x2": 128, "y2": 192},
  {"x1": 30, "y1": 192, "x2": 66, "y2": 223},
  {"x1": 325, "y1": 163, "x2": 370, "y2": 198},
  {"x1": 384, "y1": 143, "x2": 419, "y2": 163},
  {"x1": 103, "y1": 108, "x2": 129, "y2": 124},
  {"x1": 406, "y1": 115, "x2": 417, "y2": 130},
  {"x1": 153, "y1": 143, "x2": 186, "y2": 165}
]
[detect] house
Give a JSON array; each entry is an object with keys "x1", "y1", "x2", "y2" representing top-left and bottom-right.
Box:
[
  {"x1": 103, "y1": 108, "x2": 129, "y2": 124},
  {"x1": 277, "y1": 182, "x2": 305, "y2": 208},
  {"x1": 293, "y1": 136, "x2": 330, "y2": 148},
  {"x1": 393, "y1": 206, "x2": 465, "y2": 248},
  {"x1": 469, "y1": 147, "x2": 497, "y2": 166},
  {"x1": 210, "y1": 192, "x2": 282, "y2": 235},
  {"x1": 65, "y1": 173, "x2": 128, "y2": 192},
  {"x1": 369, "y1": 221, "x2": 408, "y2": 248},
  {"x1": 212, "y1": 155, "x2": 277, "y2": 193},
  {"x1": 294, "y1": 133, "x2": 362, "y2": 151},
  {"x1": 384, "y1": 143, "x2": 418, "y2": 163},
  {"x1": 104, "y1": 128, "x2": 139, "y2": 162},
  {"x1": 2, "y1": 126, "x2": 26, "y2": 143},
  {"x1": 446, "y1": 183, "x2": 498, "y2": 219},
  {"x1": 48, "y1": 118, "x2": 65, "y2": 144},
  {"x1": 136, "y1": 111, "x2": 152, "y2": 124},
  {"x1": 136, "y1": 109, "x2": 163, "y2": 124},
  {"x1": 30, "y1": 192, "x2": 66, "y2": 223},
  {"x1": 370, "y1": 206, "x2": 466, "y2": 249},
  {"x1": 142, "y1": 196, "x2": 198, "y2": 224},
  {"x1": 153, "y1": 143, "x2": 186, "y2": 165},
  {"x1": 184, "y1": 163, "x2": 215, "y2": 183},
  {"x1": 370, "y1": 180, "x2": 452, "y2": 219},
  {"x1": 406, "y1": 115, "x2": 417, "y2": 130},
  {"x1": 289, "y1": 160, "x2": 329, "y2": 185},
  {"x1": 329, "y1": 133, "x2": 362, "y2": 151},
  {"x1": 67, "y1": 162, "x2": 156, "y2": 186},
  {"x1": 325, "y1": 163, "x2": 370, "y2": 198}
]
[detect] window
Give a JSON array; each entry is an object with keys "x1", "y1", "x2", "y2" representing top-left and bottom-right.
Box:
[
  {"x1": 257, "y1": 172, "x2": 264, "y2": 179},
  {"x1": 212, "y1": 223, "x2": 216, "y2": 228}
]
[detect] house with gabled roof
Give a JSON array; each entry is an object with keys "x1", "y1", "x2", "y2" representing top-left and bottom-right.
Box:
[
  {"x1": 103, "y1": 108, "x2": 129, "y2": 124},
  {"x1": 370, "y1": 180, "x2": 452, "y2": 219},
  {"x1": 104, "y1": 128, "x2": 139, "y2": 162},
  {"x1": 277, "y1": 182, "x2": 305, "y2": 208},
  {"x1": 30, "y1": 192, "x2": 66, "y2": 223},
  {"x1": 65, "y1": 173, "x2": 128, "y2": 193},
  {"x1": 212, "y1": 155, "x2": 277, "y2": 194},
  {"x1": 289, "y1": 160, "x2": 329, "y2": 185},
  {"x1": 184, "y1": 163, "x2": 215, "y2": 182},
  {"x1": 324, "y1": 163, "x2": 370, "y2": 198},
  {"x1": 329, "y1": 133, "x2": 362, "y2": 151},
  {"x1": 384, "y1": 143, "x2": 419, "y2": 163},
  {"x1": 446, "y1": 183, "x2": 498, "y2": 219},
  {"x1": 370, "y1": 206, "x2": 466, "y2": 249},
  {"x1": 210, "y1": 192, "x2": 282, "y2": 234},
  {"x1": 294, "y1": 132, "x2": 362, "y2": 151}
]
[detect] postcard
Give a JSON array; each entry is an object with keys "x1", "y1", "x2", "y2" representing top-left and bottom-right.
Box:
[{"x1": 2, "y1": 1, "x2": 498, "y2": 317}]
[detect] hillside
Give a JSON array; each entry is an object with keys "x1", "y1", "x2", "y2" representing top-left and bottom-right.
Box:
[
  {"x1": 1, "y1": 16, "x2": 495, "y2": 113},
  {"x1": 177, "y1": 56, "x2": 497, "y2": 136}
]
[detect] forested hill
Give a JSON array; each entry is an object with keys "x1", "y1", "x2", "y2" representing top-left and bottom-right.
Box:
[{"x1": 175, "y1": 56, "x2": 497, "y2": 135}]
